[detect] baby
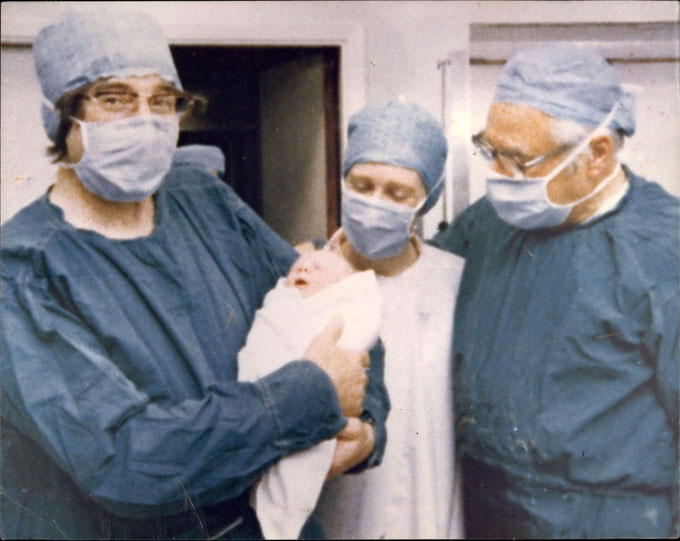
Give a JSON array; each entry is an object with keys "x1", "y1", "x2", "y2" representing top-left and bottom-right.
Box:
[
  {"x1": 238, "y1": 249, "x2": 381, "y2": 540},
  {"x1": 284, "y1": 249, "x2": 355, "y2": 297}
]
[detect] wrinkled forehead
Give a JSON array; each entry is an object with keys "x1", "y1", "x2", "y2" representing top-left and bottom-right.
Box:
[{"x1": 484, "y1": 102, "x2": 560, "y2": 154}]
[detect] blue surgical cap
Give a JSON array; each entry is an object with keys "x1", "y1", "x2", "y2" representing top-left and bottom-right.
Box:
[
  {"x1": 343, "y1": 101, "x2": 448, "y2": 214},
  {"x1": 495, "y1": 45, "x2": 635, "y2": 136},
  {"x1": 33, "y1": 7, "x2": 181, "y2": 141},
  {"x1": 173, "y1": 145, "x2": 226, "y2": 176}
]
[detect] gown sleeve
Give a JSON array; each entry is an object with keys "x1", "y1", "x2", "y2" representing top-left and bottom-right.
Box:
[
  {"x1": 1, "y1": 254, "x2": 345, "y2": 519},
  {"x1": 647, "y1": 287, "x2": 680, "y2": 441},
  {"x1": 625, "y1": 180, "x2": 679, "y2": 463},
  {"x1": 649, "y1": 283, "x2": 680, "y2": 532}
]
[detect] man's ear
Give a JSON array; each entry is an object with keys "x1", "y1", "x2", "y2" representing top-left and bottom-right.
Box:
[{"x1": 586, "y1": 135, "x2": 614, "y2": 180}]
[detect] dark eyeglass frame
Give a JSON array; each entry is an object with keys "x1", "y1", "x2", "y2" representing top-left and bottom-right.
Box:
[
  {"x1": 471, "y1": 131, "x2": 573, "y2": 175},
  {"x1": 82, "y1": 86, "x2": 195, "y2": 116}
]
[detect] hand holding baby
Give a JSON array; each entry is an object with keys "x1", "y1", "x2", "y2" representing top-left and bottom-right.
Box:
[
  {"x1": 304, "y1": 315, "x2": 369, "y2": 418},
  {"x1": 293, "y1": 251, "x2": 370, "y2": 417}
]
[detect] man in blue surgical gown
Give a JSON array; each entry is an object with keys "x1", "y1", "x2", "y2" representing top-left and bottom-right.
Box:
[
  {"x1": 433, "y1": 45, "x2": 678, "y2": 538},
  {"x1": 1, "y1": 7, "x2": 388, "y2": 539}
]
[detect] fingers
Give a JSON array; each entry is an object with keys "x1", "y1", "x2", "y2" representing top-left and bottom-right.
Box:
[
  {"x1": 304, "y1": 316, "x2": 369, "y2": 418},
  {"x1": 343, "y1": 385, "x2": 365, "y2": 418},
  {"x1": 359, "y1": 364, "x2": 369, "y2": 388},
  {"x1": 303, "y1": 316, "x2": 346, "y2": 366},
  {"x1": 326, "y1": 420, "x2": 375, "y2": 480},
  {"x1": 321, "y1": 315, "x2": 345, "y2": 346},
  {"x1": 359, "y1": 351, "x2": 370, "y2": 368},
  {"x1": 355, "y1": 353, "x2": 369, "y2": 386},
  {"x1": 337, "y1": 417, "x2": 364, "y2": 440}
]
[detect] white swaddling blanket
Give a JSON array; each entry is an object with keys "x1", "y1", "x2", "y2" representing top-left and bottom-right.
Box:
[{"x1": 238, "y1": 269, "x2": 381, "y2": 540}]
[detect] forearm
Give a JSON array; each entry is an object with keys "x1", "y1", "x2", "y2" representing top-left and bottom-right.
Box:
[{"x1": 2, "y1": 311, "x2": 344, "y2": 519}]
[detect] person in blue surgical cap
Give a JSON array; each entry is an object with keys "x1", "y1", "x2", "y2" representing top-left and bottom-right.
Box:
[
  {"x1": 0, "y1": 7, "x2": 388, "y2": 539},
  {"x1": 314, "y1": 101, "x2": 466, "y2": 539},
  {"x1": 433, "y1": 44, "x2": 679, "y2": 538}
]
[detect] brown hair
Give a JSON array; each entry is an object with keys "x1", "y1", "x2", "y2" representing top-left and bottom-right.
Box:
[{"x1": 47, "y1": 88, "x2": 87, "y2": 162}]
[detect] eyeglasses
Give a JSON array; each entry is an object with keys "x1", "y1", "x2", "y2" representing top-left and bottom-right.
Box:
[
  {"x1": 83, "y1": 88, "x2": 193, "y2": 116},
  {"x1": 471, "y1": 131, "x2": 572, "y2": 175}
]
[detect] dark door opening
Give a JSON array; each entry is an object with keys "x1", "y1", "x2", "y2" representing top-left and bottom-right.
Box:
[{"x1": 170, "y1": 46, "x2": 340, "y2": 243}]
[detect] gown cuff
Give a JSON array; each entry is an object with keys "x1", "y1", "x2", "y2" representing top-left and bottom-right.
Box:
[{"x1": 255, "y1": 360, "x2": 346, "y2": 453}]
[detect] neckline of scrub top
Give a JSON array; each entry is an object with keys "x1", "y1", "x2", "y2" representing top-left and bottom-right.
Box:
[{"x1": 40, "y1": 182, "x2": 170, "y2": 243}]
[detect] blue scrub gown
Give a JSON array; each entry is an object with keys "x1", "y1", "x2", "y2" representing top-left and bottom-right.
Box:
[
  {"x1": 1, "y1": 167, "x2": 388, "y2": 539},
  {"x1": 433, "y1": 166, "x2": 678, "y2": 538}
]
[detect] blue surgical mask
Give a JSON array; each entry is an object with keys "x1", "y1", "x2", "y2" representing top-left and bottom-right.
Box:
[
  {"x1": 341, "y1": 184, "x2": 427, "y2": 260},
  {"x1": 486, "y1": 103, "x2": 621, "y2": 230},
  {"x1": 487, "y1": 163, "x2": 621, "y2": 229},
  {"x1": 67, "y1": 115, "x2": 179, "y2": 202}
]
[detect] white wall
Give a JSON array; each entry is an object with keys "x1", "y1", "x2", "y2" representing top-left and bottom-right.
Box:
[
  {"x1": 2, "y1": 1, "x2": 678, "y2": 233},
  {"x1": 1, "y1": 45, "x2": 50, "y2": 222}
]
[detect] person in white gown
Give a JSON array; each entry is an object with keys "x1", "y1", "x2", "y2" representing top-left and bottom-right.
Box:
[{"x1": 314, "y1": 100, "x2": 465, "y2": 539}]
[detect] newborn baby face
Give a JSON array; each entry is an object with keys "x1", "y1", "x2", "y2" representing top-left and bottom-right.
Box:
[{"x1": 285, "y1": 250, "x2": 355, "y2": 297}]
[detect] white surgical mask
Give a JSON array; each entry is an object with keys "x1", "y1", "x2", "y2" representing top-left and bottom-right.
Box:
[
  {"x1": 67, "y1": 115, "x2": 179, "y2": 202},
  {"x1": 486, "y1": 103, "x2": 620, "y2": 230},
  {"x1": 341, "y1": 178, "x2": 441, "y2": 260}
]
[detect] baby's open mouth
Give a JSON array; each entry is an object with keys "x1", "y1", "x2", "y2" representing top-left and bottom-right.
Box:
[{"x1": 294, "y1": 278, "x2": 308, "y2": 286}]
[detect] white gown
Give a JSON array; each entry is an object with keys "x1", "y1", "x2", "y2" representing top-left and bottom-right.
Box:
[{"x1": 315, "y1": 242, "x2": 465, "y2": 539}]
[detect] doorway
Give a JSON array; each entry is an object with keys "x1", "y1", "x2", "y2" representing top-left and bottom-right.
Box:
[{"x1": 171, "y1": 46, "x2": 341, "y2": 244}]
